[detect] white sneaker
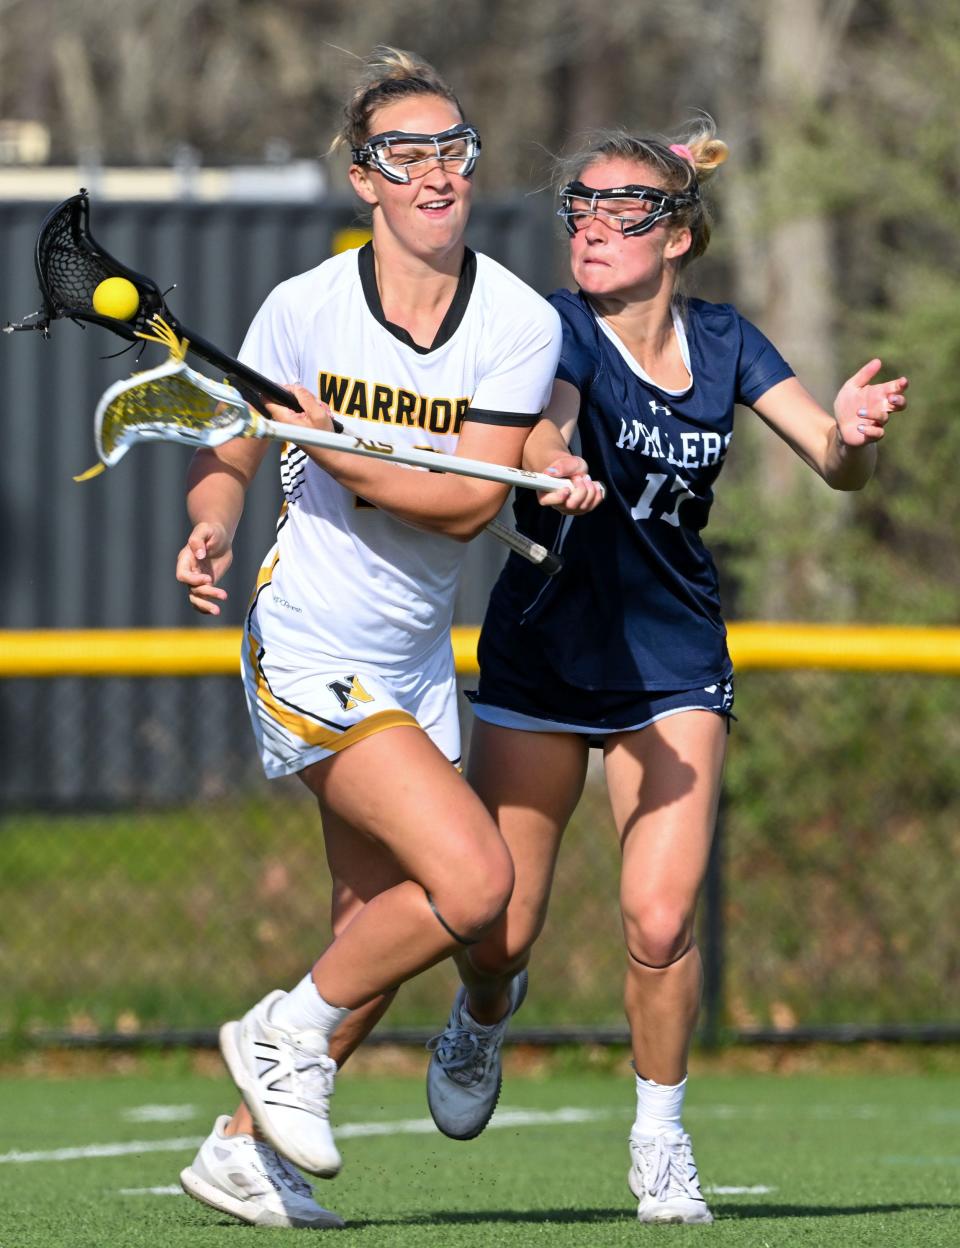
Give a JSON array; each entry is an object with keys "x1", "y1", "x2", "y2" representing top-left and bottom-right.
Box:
[
  {"x1": 179, "y1": 1115, "x2": 344, "y2": 1229},
  {"x1": 426, "y1": 970, "x2": 528, "y2": 1140},
  {"x1": 219, "y1": 989, "x2": 342, "y2": 1178},
  {"x1": 627, "y1": 1130, "x2": 714, "y2": 1224}
]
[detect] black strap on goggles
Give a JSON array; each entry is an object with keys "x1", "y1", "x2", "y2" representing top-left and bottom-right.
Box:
[{"x1": 557, "y1": 180, "x2": 699, "y2": 238}]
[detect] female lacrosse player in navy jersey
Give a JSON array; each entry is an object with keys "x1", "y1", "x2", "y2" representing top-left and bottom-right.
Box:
[
  {"x1": 172, "y1": 48, "x2": 596, "y2": 1230},
  {"x1": 426, "y1": 123, "x2": 908, "y2": 1224}
]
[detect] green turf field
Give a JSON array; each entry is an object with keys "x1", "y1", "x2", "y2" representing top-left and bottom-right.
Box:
[{"x1": 1, "y1": 1058, "x2": 958, "y2": 1246}]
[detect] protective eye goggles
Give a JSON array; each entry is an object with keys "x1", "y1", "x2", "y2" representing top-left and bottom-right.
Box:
[
  {"x1": 557, "y1": 180, "x2": 699, "y2": 238},
  {"x1": 351, "y1": 123, "x2": 481, "y2": 185}
]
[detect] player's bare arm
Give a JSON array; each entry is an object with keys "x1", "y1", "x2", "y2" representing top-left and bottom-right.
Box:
[
  {"x1": 752, "y1": 362, "x2": 908, "y2": 491},
  {"x1": 266, "y1": 386, "x2": 528, "y2": 540},
  {"x1": 177, "y1": 440, "x2": 270, "y2": 614}
]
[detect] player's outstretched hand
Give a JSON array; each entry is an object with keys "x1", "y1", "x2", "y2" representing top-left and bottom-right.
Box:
[
  {"x1": 834, "y1": 359, "x2": 908, "y2": 448},
  {"x1": 537, "y1": 452, "x2": 606, "y2": 513},
  {"x1": 176, "y1": 521, "x2": 233, "y2": 616}
]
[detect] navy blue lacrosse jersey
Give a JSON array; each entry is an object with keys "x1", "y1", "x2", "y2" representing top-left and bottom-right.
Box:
[{"x1": 483, "y1": 290, "x2": 794, "y2": 691}]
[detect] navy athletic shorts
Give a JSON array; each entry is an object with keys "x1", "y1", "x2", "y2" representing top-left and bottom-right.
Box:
[{"x1": 469, "y1": 618, "x2": 734, "y2": 746}]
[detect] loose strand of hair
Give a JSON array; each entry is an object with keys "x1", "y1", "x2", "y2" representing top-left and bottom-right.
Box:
[{"x1": 333, "y1": 45, "x2": 462, "y2": 154}]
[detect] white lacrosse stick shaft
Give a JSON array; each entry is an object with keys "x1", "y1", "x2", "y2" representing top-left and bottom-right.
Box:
[{"x1": 246, "y1": 410, "x2": 570, "y2": 494}]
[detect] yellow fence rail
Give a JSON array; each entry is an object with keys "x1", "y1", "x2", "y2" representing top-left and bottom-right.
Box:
[{"x1": 2, "y1": 624, "x2": 960, "y2": 678}]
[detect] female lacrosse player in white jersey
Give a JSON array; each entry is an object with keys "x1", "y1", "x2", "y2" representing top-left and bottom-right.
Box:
[
  {"x1": 425, "y1": 124, "x2": 908, "y2": 1224},
  {"x1": 173, "y1": 47, "x2": 590, "y2": 1229}
]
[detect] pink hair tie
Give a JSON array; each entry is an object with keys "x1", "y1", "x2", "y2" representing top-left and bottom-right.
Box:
[{"x1": 669, "y1": 143, "x2": 695, "y2": 166}]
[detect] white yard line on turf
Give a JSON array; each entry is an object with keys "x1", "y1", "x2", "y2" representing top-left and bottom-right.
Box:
[
  {"x1": 706, "y1": 1186, "x2": 776, "y2": 1195},
  {"x1": 122, "y1": 1104, "x2": 197, "y2": 1123},
  {"x1": 338, "y1": 1106, "x2": 609, "y2": 1137},
  {"x1": 6, "y1": 1099, "x2": 952, "y2": 1166},
  {"x1": 119, "y1": 1185, "x2": 184, "y2": 1196},
  {"x1": 0, "y1": 1106, "x2": 616, "y2": 1165},
  {"x1": 0, "y1": 1136, "x2": 203, "y2": 1164}
]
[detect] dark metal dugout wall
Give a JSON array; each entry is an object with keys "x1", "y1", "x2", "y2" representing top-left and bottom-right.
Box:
[{"x1": 0, "y1": 196, "x2": 558, "y2": 807}]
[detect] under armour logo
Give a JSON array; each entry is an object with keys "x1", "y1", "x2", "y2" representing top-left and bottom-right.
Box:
[{"x1": 649, "y1": 399, "x2": 672, "y2": 418}]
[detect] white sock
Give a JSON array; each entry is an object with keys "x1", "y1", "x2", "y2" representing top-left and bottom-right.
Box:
[
  {"x1": 270, "y1": 973, "x2": 349, "y2": 1039},
  {"x1": 632, "y1": 1073, "x2": 687, "y2": 1137}
]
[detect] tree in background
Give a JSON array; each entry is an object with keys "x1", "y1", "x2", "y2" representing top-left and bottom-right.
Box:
[
  {"x1": 703, "y1": 0, "x2": 960, "y2": 625},
  {"x1": 1, "y1": 0, "x2": 954, "y2": 621}
]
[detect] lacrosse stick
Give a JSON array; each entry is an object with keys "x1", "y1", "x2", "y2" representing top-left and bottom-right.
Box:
[
  {"x1": 91, "y1": 318, "x2": 570, "y2": 574},
  {"x1": 6, "y1": 189, "x2": 570, "y2": 572},
  {"x1": 2, "y1": 188, "x2": 302, "y2": 415},
  {"x1": 482, "y1": 519, "x2": 562, "y2": 575}
]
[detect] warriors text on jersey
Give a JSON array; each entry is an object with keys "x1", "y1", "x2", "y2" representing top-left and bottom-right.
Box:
[
  {"x1": 487, "y1": 291, "x2": 794, "y2": 691},
  {"x1": 239, "y1": 243, "x2": 561, "y2": 669}
]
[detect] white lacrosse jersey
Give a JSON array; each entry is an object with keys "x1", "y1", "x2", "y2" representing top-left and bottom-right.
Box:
[{"x1": 239, "y1": 244, "x2": 561, "y2": 669}]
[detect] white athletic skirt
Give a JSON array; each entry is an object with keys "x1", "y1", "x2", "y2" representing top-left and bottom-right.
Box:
[{"x1": 241, "y1": 598, "x2": 461, "y2": 779}]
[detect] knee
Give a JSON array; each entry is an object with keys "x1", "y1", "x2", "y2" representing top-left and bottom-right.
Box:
[
  {"x1": 622, "y1": 899, "x2": 695, "y2": 968},
  {"x1": 431, "y1": 847, "x2": 515, "y2": 944},
  {"x1": 466, "y1": 889, "x2": 544, "y2": 976},
  {"x1": 460, "y1": 853, "x2": 516, "y2": 940}
]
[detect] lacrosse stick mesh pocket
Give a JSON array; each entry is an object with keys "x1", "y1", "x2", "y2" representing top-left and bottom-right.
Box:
[
  {"x1": 38, "y1": 198, "x2": 115, "y2": 313},
  {"x1": 95, "y1": 361, "x2": 251, "y2": 466}
]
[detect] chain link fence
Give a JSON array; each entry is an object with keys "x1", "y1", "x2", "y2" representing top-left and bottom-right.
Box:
[{"x1": 1, "y1": 631, "x2": 958, "y2": 1046}]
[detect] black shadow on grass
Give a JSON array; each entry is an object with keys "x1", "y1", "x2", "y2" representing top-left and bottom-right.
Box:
[
  {"x1": 347, "y1": 1201, "x2": 960, "y2": 1230},
  {"x1": 186, "y1": 1201, "x2": 960, "y2": 1232},
  {"x1": 713, "y1": 1201, "x2": 960, "y2": 1221},
  {"x1": 345, "y1": 1208, "x2": 634, "y2": 1228}
]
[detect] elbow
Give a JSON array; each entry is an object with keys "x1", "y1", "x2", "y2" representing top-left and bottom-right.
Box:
[
  {"x1": 824, "y1": 475, "x2": 861, "y2": 493},
  {"x1": 825, "y1": 466, "x2": 874, "y2": 492},
  {"x1": 411, "y1": 509, "x2": 487, "y2": 542},
  {"x1": 445, "y1": 494, "x2": 509, "y2": 542},
  {"x1": 447, "y1": 515, "x2": 489, "y2": 542}
]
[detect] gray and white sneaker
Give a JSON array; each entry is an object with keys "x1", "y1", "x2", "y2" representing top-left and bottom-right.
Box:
[
  {"x1": 426, "y1": 970, "x2": 528, "y2": 1140},
  {"x1": 219, "y1": 989, "x2": 342, "y2": 1178},
  {"x1": 179, "y1": 1115, "x2": 344, "y2": 1229},
  {"x1": 627, "y1": 1129, "x2": 714, "y2": 1224}
]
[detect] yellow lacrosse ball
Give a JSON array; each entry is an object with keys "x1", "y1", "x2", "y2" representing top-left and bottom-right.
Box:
[{"x1": 92, "y1": 276, "x2": 140, "y2": 321}]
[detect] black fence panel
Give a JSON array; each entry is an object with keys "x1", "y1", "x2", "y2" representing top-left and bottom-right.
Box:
[
  {"x1": 1, "y1": 669, "x2": 956, "y2": 1040},
  {"x1": 0, "y1": 196, "x2": 557, "y2": 805}
]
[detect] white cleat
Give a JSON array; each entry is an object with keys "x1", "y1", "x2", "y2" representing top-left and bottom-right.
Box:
[
  {"x1": 628, "y1": 1130, "x2": 714, "y2": 1224},
  {"x1": 219, "y1": 989, "x2": 342, "y2": 1178},
  {"x1": 179, "y1": 1115, "x2": 344, "y2": 1229},
  {"x1": 426, "y1": 970, "x2": 528, "y2": 1140}
]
